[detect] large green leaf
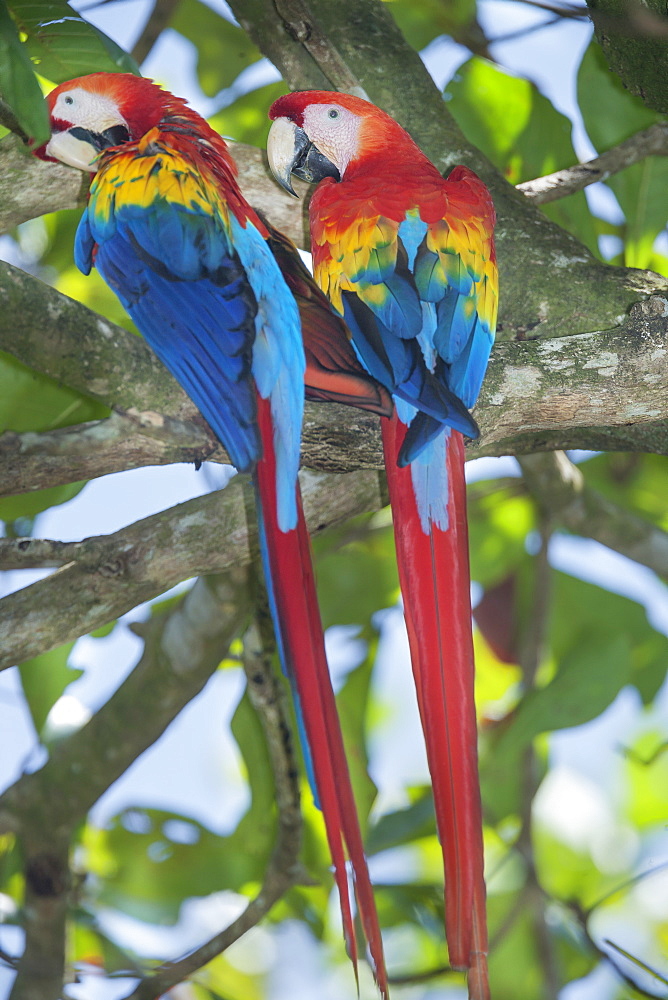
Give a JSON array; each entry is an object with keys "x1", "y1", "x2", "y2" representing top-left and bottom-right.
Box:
[
  {"x1": 481, "y1": 568, "x2": 668, "y2": 820},
  {"x1": 502, "y1": 633, "x2": 631, "y2": 751},
  {"x1": 577, "y1": 42, "x2": 668, "y2": 271},
  {"x1": 0, "y1": 349, "x2": 108, "y2": 434},
  {"x1": 445, "y1": 57, "x2": 599, "y2": 254},
  {"x1": 0, "y1": 0, "x2": 49, "y2": 144},
  {"x1": 170, "y1": 0, "x2": 262, "y2": 98},
  {"x1": 579, "y1": 453, "x2": 668, "y2": 533},
  {"x1": 384, "y1": 0, "x2": 478, "y2": 51},
  {"x1": 467, "y1": 480, "x2": 535, "y2": 589},
  {"x1": 0, "y1": 480, "x2": 85, "y2": 522},
  {"x1": 550, "y1": 572, "x2": 668, "y2": 705},
  {"x1": 92, "y1": 805, "x2": 268, "y2": 924},
  {"x1": 8, "y1": 0, "x2": 139, "y2": 82}
]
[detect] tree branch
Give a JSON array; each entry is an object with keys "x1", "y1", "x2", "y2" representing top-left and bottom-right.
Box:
[
  {"x1": 518, "y1": 451, "x2": 668, "y2": 577},
  {"x1": 0, "y1": 467, "x2": 386, "y2": 670},
  {"x1": 518, "y1": 123, "x2": 668, "y2": 204},
  {"x1": 0, "y1": 410, "x2": 221, "y2": 497},
  {"x1": 2, "y1": 259, "x2": 668, "y2": 497},
  {"x1": 131, "y1": 0, "x2": 181, "y2": 65},
  {"x1": 123, "y1": 618, "x2": 303, "y2": 999},
  {"x1": 585, "y1": 0, "x2": 668, "y2": 114},
  {"x1": 273, "y1": 0, "x2": 368, "y2": 96},
  {"x1": 0, "y1": 569, "x2": 251, "y2": 835},
  {"x1": 0, "y1": 135, "x2": 309, "y2": 246},
  {"x1": 8, "y1": 840, "x2": 69, "y2": 1000}
]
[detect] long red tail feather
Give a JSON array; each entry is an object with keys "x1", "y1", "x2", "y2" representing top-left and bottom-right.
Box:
[
  {"x1": 254, "y1": 395, "x2": 388, "y2": 998},
  {"x1": 382, "y1": 413, "x2": 488, "y2": 1000}
]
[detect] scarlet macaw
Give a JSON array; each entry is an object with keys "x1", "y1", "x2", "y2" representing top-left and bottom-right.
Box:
[
  {"x1": 39, "y1": 73, "x2": 390, "y2": 995},
  {"x1": 267, "y1": 91, "x2": 498, "y2": 1000}
]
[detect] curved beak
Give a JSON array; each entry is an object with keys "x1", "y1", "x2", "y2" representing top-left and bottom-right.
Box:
[
  {"x1": 45, "y1": 124, "x2": 130, "y2": 172},
  {"x1": 267, "y1": 117, "x2": 340, "y2": 197}
]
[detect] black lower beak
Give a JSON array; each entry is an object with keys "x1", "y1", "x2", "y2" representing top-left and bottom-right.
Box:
[
  {"x1": 292, "y1": 138, "x2": 341, "y2": 185},
  {"x1": 68, "y1": 124, "x2": 130, "y2": 151}
]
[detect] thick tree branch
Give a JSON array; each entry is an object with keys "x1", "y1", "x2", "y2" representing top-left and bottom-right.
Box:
[
  {"x1": 273, "y1": 0, "x2": 368, "y2": 96},
  {"x1": 123, "y1": 619, "x2": 303, "y2": 1000},
  {"x1": 0, "y1": 410, "x2": 221, "y2": 496},
  {"x1": 518, "y1": 451, "x2": 668, "y2": 577},
  {"x1": 0, "y1": 468, "x2": 386, "y2": 670},
  {"x1": 585, "y1": 0, "x2": 668, "y2": 113},
  {"x1": 2, "y1": 260, "x2": 668, "y2": 493},
  {"x1": 8, "y1": 840, "x2": 69, "y2": 1000},
  {"x1": 518, "y1": 123, "x2": 668, "y2": 204}
]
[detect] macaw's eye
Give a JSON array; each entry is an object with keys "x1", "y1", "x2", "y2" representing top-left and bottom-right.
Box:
[
  {"x1": 328, "y1": 108, "x2": 339, "y2": 119},
  {"x1": 64, "y1": 95, "x2": 74, "y2": 105}
]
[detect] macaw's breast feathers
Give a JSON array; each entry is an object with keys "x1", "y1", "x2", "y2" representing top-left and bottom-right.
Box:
[{"x1": 309, "y1": 161, "x2": 497, "y2": 439}]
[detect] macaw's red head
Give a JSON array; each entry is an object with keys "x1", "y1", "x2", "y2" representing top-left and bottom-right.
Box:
[
  {"x1": 40, "y1": 72, "x2": 183, "y2": 171},
  {"x1": 267, "y1": 90, "x2": 417, "y2": 195}
]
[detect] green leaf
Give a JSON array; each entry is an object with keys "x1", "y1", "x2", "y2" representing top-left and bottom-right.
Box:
[
  {"x1": 367, "y1": 790, "x2": 436, "y2": 854},
  {"x1": 229, "y1": 685, "x2": 277, "y2": 856},
  {"x1": 623, "y1": 730, "x2": 668, "y2": 829},
  {"x1": 0, "y1": 349, "x2": 108, "y2": 434},
  {"x1": 18, "y1": 641, "x2": 81, "y2": 735},
  {"x1": 208, "y1": 81, "x2": 288, "y2": 148},
  {"x1": 487, "y1": 889, "x2": 594, "y2": 999},
  {"x1": 445, "y1": 57, "x2": 599, "y2": 253},
  {"x1": 577, "y1": 42, "x2": 668, "y2": 269},
  {"x1": 467, "y1": 481, "x2": 535, "y2": 588},
  {"x1": 550, "y1": 572, "x2": 668, "y2": 705},
  {"x1": 506, "y1": 633, "x2": 631, "y2": 749},
  {"x1": 170, "y1": 0, "x2": 262, "y2": 98},
  {"x1": 312, "y1": 513, "x2": 399, "y2": 629},
  {"x1": 384, "y1": 0, "x2": 478, "y2": 51},
  {"x1": 0, "y1": 480, "x2": 85, "y2": 522},
  {"x1": 94, "y1": 805, "x2": 268, "y2": 924},
  {"x1": 579, "y1": 453, "x2": 668, "y2": 533},
  {"x1": 8, "y1": 0, "x2": 139, "y2": 83},
  {"x1": 337, "y1": 654, "x2": 378, "y2": 829},
  {"x1": 0, "y1": 1, "x2": 49, "y2": 145}
]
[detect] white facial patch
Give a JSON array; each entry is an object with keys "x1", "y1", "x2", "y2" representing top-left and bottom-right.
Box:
[
  {"x1": 50, "y1": 87, "x2": 127, "y2": 135},
  {"x1": 301, "y1": 104, "x2": 362, "y2": 178}
]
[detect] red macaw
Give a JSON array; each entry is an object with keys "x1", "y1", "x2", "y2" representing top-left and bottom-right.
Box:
[
  {"x1": 38, "y1": 73, "x2": 390, "y2": 996},
  {"x1": 267, "y1": 91, "x2": 498, "y2": 1000}
]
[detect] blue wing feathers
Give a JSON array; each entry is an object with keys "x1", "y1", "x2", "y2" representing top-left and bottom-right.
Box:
[
  {"x1": 230, "y1": 216, "x2": 303, "y2": 532},
  {"x1": 74, "y1": 213, "x2": 95, "y2": 275},
  {"x1": 95, "y1": 231, "x2": 260, "y2": 471},
  {"x1": 79, "y1": 162, "x2": 304, "y2": 521}
]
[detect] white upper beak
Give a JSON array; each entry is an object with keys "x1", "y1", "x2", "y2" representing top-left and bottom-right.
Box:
[
  {"x1": 45, "y1": 130, "x2": 99, "y2": 173},
  {"x1": 266, "y1": 117, "x2": 301, "y2": 197}
]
